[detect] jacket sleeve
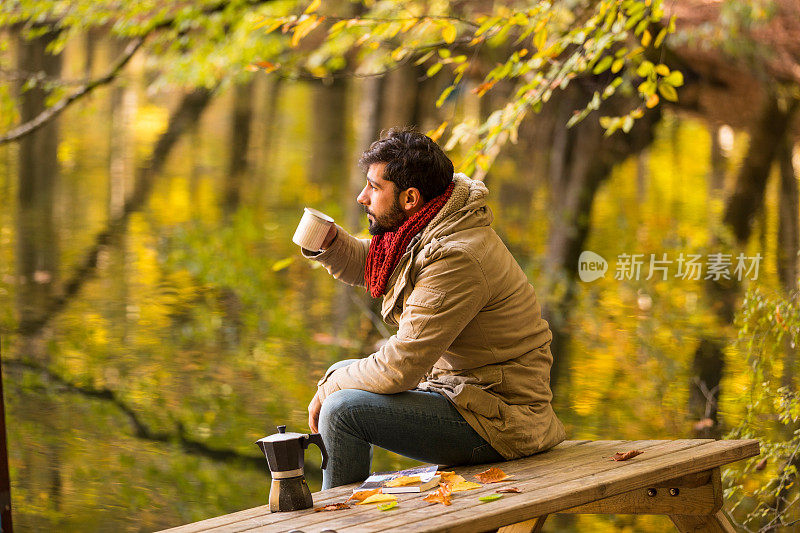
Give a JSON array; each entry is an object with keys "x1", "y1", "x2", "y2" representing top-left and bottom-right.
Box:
[
  {"x1": 316, "y1": 246, "x2": 489, "y2": 402},
  {"x1": 301, "y1": 224, "x2": 370, "y2": 287}
]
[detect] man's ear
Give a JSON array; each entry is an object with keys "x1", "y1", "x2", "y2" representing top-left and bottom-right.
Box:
[{"x1": 401, "y1": 187, "x2": 424, "y2": 212}]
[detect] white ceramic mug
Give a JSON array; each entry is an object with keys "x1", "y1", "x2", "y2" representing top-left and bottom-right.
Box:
[{"x1": 292, "y1": 207, "x2": 334, "y2": 251}]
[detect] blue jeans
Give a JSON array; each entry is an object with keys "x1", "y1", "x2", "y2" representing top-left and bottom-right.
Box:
[{"x1": 318, "y1": 359, "x2": 505, "y2": 490}]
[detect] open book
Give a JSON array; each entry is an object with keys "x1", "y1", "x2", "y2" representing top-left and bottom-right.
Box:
[{"x1": 353, "y1": 464, "x2": 441, "y2": 494}]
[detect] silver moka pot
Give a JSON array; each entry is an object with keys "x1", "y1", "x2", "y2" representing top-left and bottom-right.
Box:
[{"x1": 256, "y1": 425, "x2": 328, "y2": 512}]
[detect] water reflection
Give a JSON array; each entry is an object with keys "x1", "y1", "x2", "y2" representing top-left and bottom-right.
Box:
[{"x1": 0, "y1": 33, "x2": 768, "y2": 533}]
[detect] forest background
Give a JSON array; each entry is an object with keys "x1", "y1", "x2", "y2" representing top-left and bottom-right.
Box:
[{"x1": 1, "y1": 0, "x2": 799, "y2": 531}]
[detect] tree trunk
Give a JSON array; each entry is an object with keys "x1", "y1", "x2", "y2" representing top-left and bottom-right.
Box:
[
  {"x1": 224, "y1": 80, "x2": 254, "y2": 214},
  {"x1": 310, "y1": 78, "x2": 348, "y2": 190},
  {"x1": 15, "y1": 26, "x2": 64, "y2": 520},
  {"x1": 16, "y1": 28, "x2": 62, "y2": 360},
  {"x1": 723, "y1": 97, "x2": 797, "y2": 243},
  {"x1": 0, "y1": 341, "x2": 13, "y2": 533},
  {"x1": 689, "y1": 95, "x2": 797, "y2": 438},
  {"x1": 108, "y1": 36, "x2": 137, "y2": 220},
  {"x1": 381, "y1": 63, "x2": 418, "y2": 130},
  {"x1": 544, "y1": 84, "x2": 661, "y2": 395},
  {"x1": 778, "y1": 139, "x2": 799, "y2": 391}
]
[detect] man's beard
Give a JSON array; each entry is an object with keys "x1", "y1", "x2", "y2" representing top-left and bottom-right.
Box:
[{"x1": 363, "y1": 197, "x2": 408, "y2": 235}]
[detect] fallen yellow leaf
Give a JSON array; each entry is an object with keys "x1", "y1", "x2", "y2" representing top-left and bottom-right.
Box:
[
  {"x1": 450, "y1": 481, "x2": 482, "y2": 492},
  {"x1": 357, "y1": 493, "x2": 398, "y2": 505},
  {"x1": 346, "y1": 488, "x2": 381, "y2": 503},
  {"x1": 438, "y1": 472, "x2": 465, "y2": 485},
  {"x1": 385, "y1": 475, "x2": 421, "y2": 487}
]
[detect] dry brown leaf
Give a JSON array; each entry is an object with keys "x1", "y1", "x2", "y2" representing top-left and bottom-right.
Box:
[
  {"x1": 611, "y1": 450, "x2": 644, "y2": 461},
  {"x1": 474, "y1": 467, "x2": 513, "y2": 483},
  {"x1": 496, "y1": 487, "x2": 521, "y2": 493},
  {"x1": 385, "y1": 475, "x2": 421, "y2": 487},
  {"x1": 314, "y1": 502, "x2": 351, "y2": 511},
  {"x1": 422, "y1": 484, "x2": 452, "y2": 506},
  {"x1": 346, "y1": 488, "x2": 381, "y2": 503}
]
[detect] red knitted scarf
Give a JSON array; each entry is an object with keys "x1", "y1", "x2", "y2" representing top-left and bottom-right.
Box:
[{"x1": 364, "y1": 181, "x2": 455, "y2": 298}]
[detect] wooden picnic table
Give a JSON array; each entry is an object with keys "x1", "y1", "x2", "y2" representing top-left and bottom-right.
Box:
[{"x1": 160, "y1": 438, "x2": 759, "y2": 533}]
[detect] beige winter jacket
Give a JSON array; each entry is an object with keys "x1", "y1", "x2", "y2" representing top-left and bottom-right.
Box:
[{"x1": 302, "y1": 173, "x2": 566, "y2": 459}]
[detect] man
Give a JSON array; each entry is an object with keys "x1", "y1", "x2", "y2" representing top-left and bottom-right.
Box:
[{"x1": 302, "y1": 128, "x2": 566, "y2": 490}]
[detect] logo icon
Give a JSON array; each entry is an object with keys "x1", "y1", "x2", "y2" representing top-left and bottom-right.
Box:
[{"x1": 578, "y1": 250, "x2": 608, "y2": 282}]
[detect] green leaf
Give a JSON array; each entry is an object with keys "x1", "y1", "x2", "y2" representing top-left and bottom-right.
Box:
[
  {"x1": 441, "y1": 21, "x2": 457, "y2": 44},
  {"x1": 658, "y1": 83, "x2": 679, "y2": 102},
  {"x1": 611, "y1": 58, "x2": 624, "y2": 73},
  {"x1": 637, "y1": 80, "x2": 656, "y2": 95},
  {"x1": 664, "y1": 71, "x2": 684, "y2": 87},
  {"x1": 479, "y1": 494, "x2": 503, "y2": 502},
  {"x1": 272, "y1": 257, "x2": 294, "y2": 272},
  {"x1": 426, "y1": 63, "x2": 442, "y2": 77},
  {"x1": 436, "y1": 85, "x2": 455, "y2": 108},
  {"x1": 593, "y1": 56, "x2": 613, "y2": 75},
  {"x1": 654, "y1": 28, "x2": 667, "y2": 48},
  {"x1": 377, "y1": 501, "x2": 398, "y2": 511}
]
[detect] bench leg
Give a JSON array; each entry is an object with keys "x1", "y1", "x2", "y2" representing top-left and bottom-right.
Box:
[
  {"x1": 496, "y1": 515, "x2": 548, "y2": 533},
  {"x1": 669, "y1": 510, "x2": 736, "y2": 533}
]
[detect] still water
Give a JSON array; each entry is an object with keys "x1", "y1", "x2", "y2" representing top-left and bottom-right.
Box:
[{"x1": 0, "y1": 37, "x2": 770, "y2": 532}]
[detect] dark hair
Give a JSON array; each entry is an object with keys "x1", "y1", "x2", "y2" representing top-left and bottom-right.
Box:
[{"x1": 358, "y1": 127, "x2": 454, "y2": 203}]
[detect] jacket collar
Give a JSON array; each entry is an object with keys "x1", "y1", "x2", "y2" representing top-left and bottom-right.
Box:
[{"x1": 378, "y1": 173, "x2": 490, "y2": 321}]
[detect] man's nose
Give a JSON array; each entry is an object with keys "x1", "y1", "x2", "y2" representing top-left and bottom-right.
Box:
[{"x1": 357, "y1": 186, "x2": 369, "y2": 205}]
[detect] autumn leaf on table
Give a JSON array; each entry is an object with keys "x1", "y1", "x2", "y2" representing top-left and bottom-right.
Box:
[
  {"x1": 377, "y1": 501, "x2": 398, "y2": 511},
  {"x1": 346, "y1": 488, "x2": 382, "y2": 503},
  {"x1": 474, "y1": 467, "x2": 513, "y2": 483},
  {"x1": 422, "y1": 484, "x2": 452, "y2": 506},
  {"x1": 479, "y1": 494, "x2": 503, "y2": 503},
  {"x1": 357, "y1": 493, "x2": 397, "y2": 505},
  {"x1": 385, "y1": 475, "x2": 421, "y2": 487},
  {"x1": 449, "y1": 481, "x2": 482, "y2": 492},
  {"x1": 611, "y1": 450, "x2": 644, "y2": 461},
  {"x1": 438, "y1": 471, "x2": 467, "y2": 486},
  {"x1": 314, "y1": 502, "x2": 351, "y2": 511},
  {"x1": 496, "y1": 487, "x2": 521, "y2": 493}
]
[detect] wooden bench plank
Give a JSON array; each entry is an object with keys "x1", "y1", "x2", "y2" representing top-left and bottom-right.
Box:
[
  {"x1": 559, "y1": 466, "x2": 722, "y2": 515},
  {"x1": 363, "y1": 439, "x2": 757, "y2": 533},
  {"x1": 496, "y1": 515, "x2": 547, "y2": 533},
  {"x1": 670, "y1": 510, "x2": 738, "y2": 532},
  {"x1": 287, "y1": 439, "x2": 690, "y2": 533},
  {"x1": 158, "y1": 441, "x2": 594, "y2": 533},
  {"x1": 338, "y1": 440, "x2": 707, "y2": 533},
  {"x1": 183, "y1": 440, "x2": 609, "y2": 533},
  {"x1": 157, "y1": 439, "x2": 758, "y2": 533}
]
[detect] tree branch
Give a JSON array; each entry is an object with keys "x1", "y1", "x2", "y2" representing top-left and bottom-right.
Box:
[
  {"x1": 5, "y1": 358, "x2": 263, "y2": 468},
  {"x1": 0, "y1": 37, "x2": 143, "y2": 145}
]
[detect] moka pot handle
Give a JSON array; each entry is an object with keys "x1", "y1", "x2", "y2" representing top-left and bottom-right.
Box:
[{"x1": 304, "y1": 433, "x2": 328, "y2": 470}]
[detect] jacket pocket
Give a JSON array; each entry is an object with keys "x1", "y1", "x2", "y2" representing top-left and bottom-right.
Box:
[{"x1": 397, "y1": 285, "x2": 446, "y2": 340}]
